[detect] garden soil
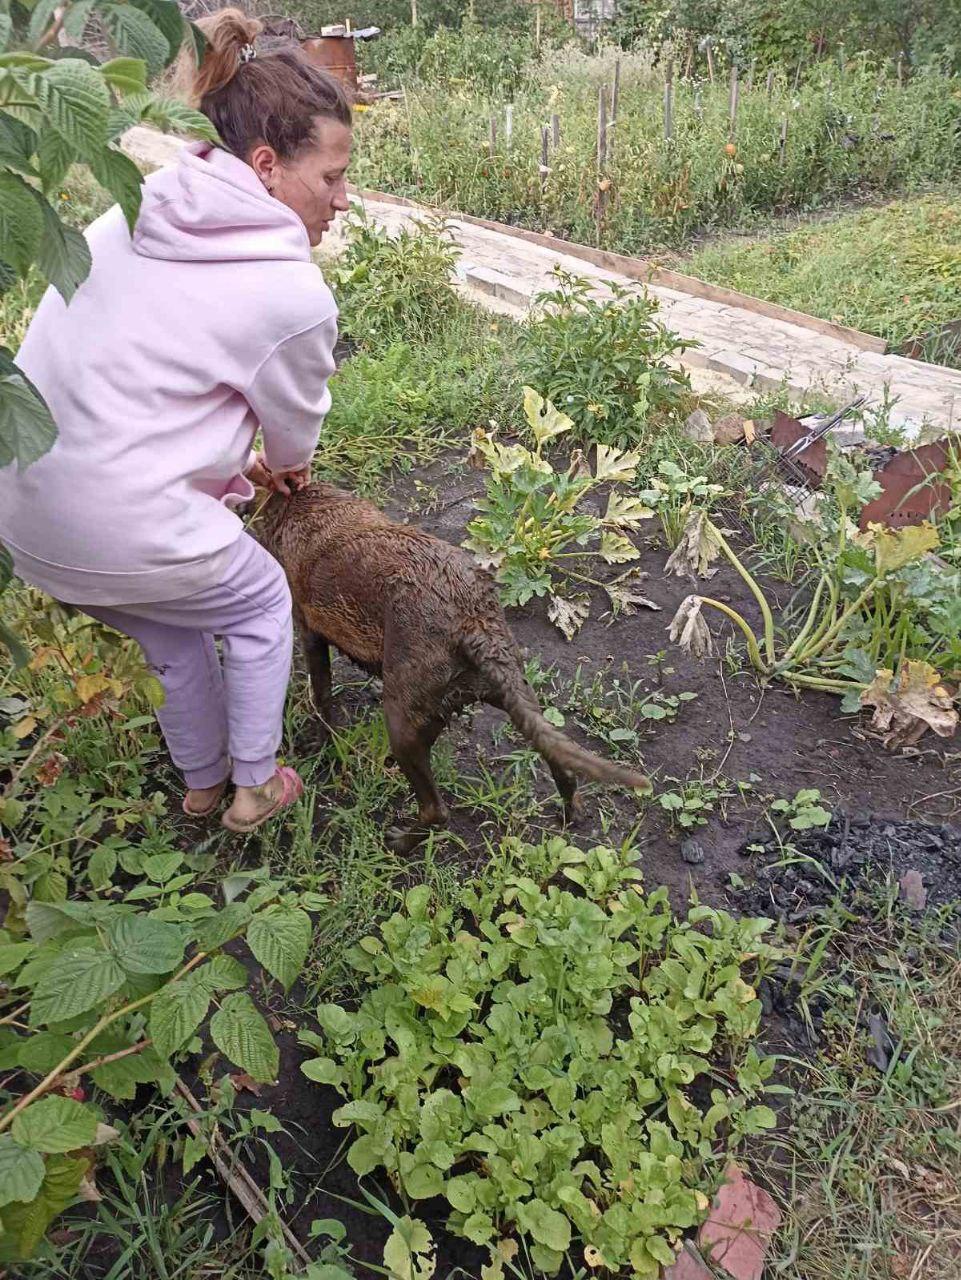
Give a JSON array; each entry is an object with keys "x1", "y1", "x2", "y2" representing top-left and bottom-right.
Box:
[{"x1": 204, "y1": 453, "x2": 960, "y2": 1273}]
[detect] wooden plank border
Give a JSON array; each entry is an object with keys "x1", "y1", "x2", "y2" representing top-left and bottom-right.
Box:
[{"x1": 346, "y1": 183, "x2": 889, "y2": 355}]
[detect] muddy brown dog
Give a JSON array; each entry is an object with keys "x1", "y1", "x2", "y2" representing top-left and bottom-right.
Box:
[{"x1": 259, "y1": 483, "x2": 650, "y2": 852}]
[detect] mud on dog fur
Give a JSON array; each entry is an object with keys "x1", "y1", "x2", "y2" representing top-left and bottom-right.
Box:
[{"x1": 260, "y1": 483, "x2": 650, "y2": 852}]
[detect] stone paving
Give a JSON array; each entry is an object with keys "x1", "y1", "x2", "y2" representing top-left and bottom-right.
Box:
[{"x1": 123, "y1": 126, "x2": 961, "y2": 438}]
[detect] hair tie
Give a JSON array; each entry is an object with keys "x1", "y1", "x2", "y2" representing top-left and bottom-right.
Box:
[{"x1": 239, "y1": 43, "x2": 257, "y2": 65}]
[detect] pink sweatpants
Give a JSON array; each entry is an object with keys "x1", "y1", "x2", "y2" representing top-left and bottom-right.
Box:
[{"x1": 85, "y1": 534, "x2": 293, "y2": 790}]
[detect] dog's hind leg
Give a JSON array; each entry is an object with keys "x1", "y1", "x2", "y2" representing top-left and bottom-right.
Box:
[
  {"x1": 296, "y1": 610, "x2": 337, "y2": 742},
  {"x1": 382, "y1": 696, "x2": 449, "y2": 856}
]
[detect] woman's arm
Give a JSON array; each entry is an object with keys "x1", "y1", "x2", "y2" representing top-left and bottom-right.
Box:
[{"x1": 243, "y1": 312, "x2": 338, "y2": 486}]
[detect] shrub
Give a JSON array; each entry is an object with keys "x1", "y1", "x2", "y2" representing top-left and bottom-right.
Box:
[
  {"x1": 518, "y1": 270, "x2": 692, "y2": 445},
  {"x1": 300, "y1": 837, "x2": 782, "y2": 1279}
]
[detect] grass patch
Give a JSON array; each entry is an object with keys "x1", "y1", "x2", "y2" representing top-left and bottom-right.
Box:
[
  {"x1": 772, "y1": 897, "x2": 961, "y2": 1278},
  {"x1": 678, "y1": 193, "x2": 961, "y2": 360}
]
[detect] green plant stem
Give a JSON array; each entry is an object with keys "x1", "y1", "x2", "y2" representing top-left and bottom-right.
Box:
[
  {"x1": 708, "y1": 524, "x2": 777, "y2": 665},
  {"x1": 780, "y1": 672, "x2": 865, "y2": 693},
  {"x1": 798, "y1": 578, "x2": 882, "y2": 663},
  {"x1": 697, "y1": 597, "x2": 768, "y2": 673},
  {"x1": 0, "y1": 952, "x2": 207, "y2": 1134},
  {"x1": 778, "y1": 572, "x2": 829, "y2": 666}
]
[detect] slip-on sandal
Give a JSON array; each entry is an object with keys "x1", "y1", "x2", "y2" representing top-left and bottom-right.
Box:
[
  {"x1": 182, "y1": 779, "x2": 229, "y2": 818},
  {"x1": 221, "y1": 766, "x2": 304, "y2": 834}
]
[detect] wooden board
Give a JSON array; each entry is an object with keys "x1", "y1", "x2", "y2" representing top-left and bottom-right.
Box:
[{"x1": 346, "y1": 184, "x2": 890, "y2": 355}]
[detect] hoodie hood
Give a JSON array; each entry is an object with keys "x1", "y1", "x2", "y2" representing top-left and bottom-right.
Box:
[{"x1": 133, "y1": 142, "x2": 311, "y2": 264}]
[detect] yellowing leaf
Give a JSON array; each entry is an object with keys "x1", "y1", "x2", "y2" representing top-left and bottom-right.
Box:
[
  {"x1": 75, "y1": 673, "x2": 111, "y2": 705},
  {"x1": 664, "y1": 509, "x2": 724, "y2": 579},
  {"x1": 603, "y1": 491, "x2": 656, "y2": 529},
  {"x1": 604, "y1": 572, "x2": 661, "y2": 616},
  {"x1": 593, "y1": 443, "x2": 643, "y2": 483},
  {"x1": 860, "y1": 660, "x2": 958, "y2": 748},
  {"x1": 868, "y1": 521, "x2": 940, "y2": 575},
  {"x1": 12, "y1": 716, "x2": 37, "y2": 740},
  {"x1": 383, "y1": 1215, "x2": 435, "y2": 1280},
  {"x1": 599, "y1": 531, "x2": 640, "y2": 564},
  {"x1": 522, "y1": 386, "x2": 574, "y2": 447}
]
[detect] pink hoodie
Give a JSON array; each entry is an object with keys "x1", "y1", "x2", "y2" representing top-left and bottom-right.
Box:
[{"x1": 0, "y1": 142, "x2": 337, "y2": 606}]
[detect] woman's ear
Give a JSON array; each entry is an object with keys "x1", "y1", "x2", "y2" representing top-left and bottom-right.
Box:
[{"x1": 248, "y1": 143, "x2": 280, "y2": 194}]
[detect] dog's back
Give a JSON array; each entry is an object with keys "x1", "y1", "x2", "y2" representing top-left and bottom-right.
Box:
[
  {"x1": 260, "y1": 482, "x2": 649, "y2": 849},
  {"x1": 261, "y1": 483, "x2": 501, "y2": 673}
]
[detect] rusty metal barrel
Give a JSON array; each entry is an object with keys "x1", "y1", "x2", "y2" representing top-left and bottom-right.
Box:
[{"x1": 301, "y1": 36, "x2": 358, "y2": 89}]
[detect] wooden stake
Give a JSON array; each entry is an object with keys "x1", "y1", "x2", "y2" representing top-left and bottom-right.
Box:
[
  {"x1": 684, "y1": 46, "x2": 693, "y2": 79},
  {"x1": 535, "y1": 1, "x2": 541, "y2": 50},
  {"x1": 778, "y1": 116, "x2": 788, "y2": 166},
  {"x1": 663, "y1": 58, "x2": 674, "y2": 141},
  {"x1": 747, "y1": 59, "x2": 755, "y2": 92},
  {"x1": 505, "y1": 103, "x2": 513, "y2": 148},
  {"x1": 706, "y1": 42, "x2": 715, "y2": 83},
  {"x1": 540, "y1": 124, "x2": 549, "y2": 194},
  {"x1": 793, "y1": 59, "x2": 803, "y2": 91},
  {"x1": 596, "y1": 84, "x2": 608, "y2": 244},
  {"x1": 729, "y1": 65, "x2": 739, "y2": 135},
  {"x1": 410, "y1": 0, "x2": 417, "y2": 26},
  {"x1": 766, "y1": 67, "x2": 775, "y2": 97},
  {"x1": 489, "y1": 115, "x2": 496, "y2": 152},
  {"x1": 897, "y1": 55, "x2": 904, "y2": 86},
  {"x1": 551, "y1": 111, "x2": 560, "y2": 149}
]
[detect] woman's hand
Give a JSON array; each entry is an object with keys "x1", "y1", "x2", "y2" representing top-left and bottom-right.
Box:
[{"x1": 245, "y1": 452, "x2": 310, "y2": 497}]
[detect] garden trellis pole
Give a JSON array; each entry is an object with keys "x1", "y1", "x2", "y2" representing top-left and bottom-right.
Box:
[
  {"x1": 551, "y1": 111, "x2": 560, "y2": 148},
  {"x1": 779, "y1": 116, "x2": 788, "y2": 165},
  {"x1": 663, "y1": 58, "x2": 674, "y2": 141},
  {"x1": 729, "y1": 65, "x2": 739, "y2": 135},
  {"x1": 596, "y1": 83, "x2": 608, "y2": 244},
  {"x1": 766, "y1": 67, "x2": 775, "y2": 97},
  {"x1": 540, "y1": 124, "x2": 549, "y2": 194}
]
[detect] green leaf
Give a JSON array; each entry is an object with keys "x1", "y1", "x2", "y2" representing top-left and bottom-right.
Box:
[
  {"x1": 36, "y1": 196, "x2": 90, "y2": 301},
  {"x1": 107, "y1": 915, "x2": 187, "y2": 975},
  {"x1": 464, "y1": 1082, "x2": 521, "y2": 1119},
  {"x1": 0, "y1": 116, "x2": 37, "y2": 179},
  {"x1": 383, "y1": 1215, "x2": 434, "y2": 1280},
  {"x1": 85, "y1": 144, "x2": 143, "y2": 232},
  {"x1": 142, "y1": 851, "x2": 183, "y2": 883},
  {"x1": 144, "y1": 95, "x2": 218, "y2": 142},
  {"x1": 0, "y1": 1135, "x2": 44, "y2": 1209},
  {"x1": 30, "y1": 946, "x2": 126, "y2": 1026},
  {"x1": 300, "y1": 1056, "x2": 345, "y2": 1087},
  {"x1": 202, "y1": 953, "x2": 247, "y2": 991},
  {"x1": 515, "y1": 1199, "x2": 571, "y2": 1253},
  {"x1": 247, "y1": 904, "x2": 310, "y2": 990},
  {"x1": 129, "y1": 0, "x2": 186, "y2": 61},
  {"x1": 209, "y1": 992, "x2": 278, "y2": 1084},
  {"x1": 101, "y1": 4, "x2": 169, "y2": 75},
  {"x1": 193, "y1": 902, "x2": 251, "y2": 952},
  {"x1": 0, "y1": 171, "x2": 42, "y2": 276},
  {"x1": 17, "y1": 1031, "x2": 73, "y2": 1074},
  {"x1": 0, "y1": 1153, "x2": 86, "y2": 1261},
  {"x1": 36, "y1": 129, "x2": 76, "y2": 195},
  {"x1": 0, "y1": 942, "x2": 33, "y2": 977},
  {"x1": 99, "y1": 57, "x2": 148, "y2": 97},
  {"x1": 11, "y1": 1096, "x2": 98, "y2": 1154},
  {"x1": 33, "y1": 59, "x2": 110, "y2": 157},
  {"x1": 87, "y1": 846, "x2": 117, "y2": 890},
  {"x1": 0, "y1": 619, "x2": 30, "y2": 668},
  {"x1": 92, "y1": 1045, "x2": 170, "y2": 1100},
  {"x1": 402, "y1": 1161, "x2": 444, "y2": 1200},
  {"x1": 149, "y1": 972, "x2": 211, "y2": 1058},
  {"x1": 0, "y1": 368, "x2": 57, "y2": 471}
]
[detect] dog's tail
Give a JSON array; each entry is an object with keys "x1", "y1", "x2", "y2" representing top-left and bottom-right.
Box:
[{"x1": 460, "y1": 626, "x2": 651, "y2": 794}]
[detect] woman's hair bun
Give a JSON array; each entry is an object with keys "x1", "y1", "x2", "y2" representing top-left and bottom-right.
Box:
[{"x1": 191, "y1": 7, "x2": 265, "y2": 102}]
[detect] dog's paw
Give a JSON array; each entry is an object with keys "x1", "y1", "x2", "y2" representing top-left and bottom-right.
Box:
[
  {"x1": 561, "y1": 791, "x2": 586, "y2": 829},
  {"x1": 385, "y1": 825, "x2": 426, "y2": 856}
]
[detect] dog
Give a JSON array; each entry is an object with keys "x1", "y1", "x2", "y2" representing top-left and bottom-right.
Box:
[{"x1": 259, "y1": 483, "x2": 650, "y2": 852}]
